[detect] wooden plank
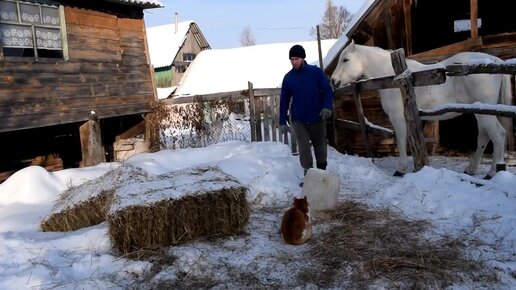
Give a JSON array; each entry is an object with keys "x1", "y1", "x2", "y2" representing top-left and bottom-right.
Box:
[
  {"x1": 470, "y1": 0, "x2": 478, "y2": 39},
  {"x1": 420, "y1": 103, "x2": 516, "y2": 118},
  {"x1": 248, "y1": 82, "x2": 257, "y2": 142},
  {"x1": 255, "y1": 97, "x2": 263, "y2": 142},
  {"x1": 334, "y1": 68, "x2": 446, "y2": 97},
  {"x1": 446, "y1": 63, "x2": 516, "y2": 76},
  {"x1": 402, "y1": 0, "x2": 412, "y2": 55},
  {"x1": 68, "y1": 47, "x2": 122, "y2": 61},
  {"x1": 65, "y1": 7, "x2": 118, "y2": 29},
  {"x1": 163, "y1": 90, "x2": 249, "y2": 105},
  {"x1": 335, "y1": 119, "x2": 393, "y2": 137},
  {"x1": 271, "y1": 95, "x2": 279, "y2": 142},
  {"x1": 66, "y1": 24, "x2": 119, "y2": 41},
  {"x1": 262, "y1": 96, "x2": 271, "y2": 142},
  {"x1": 116, "y1": 120, "x2": 146, "y2": 140},
  {"x1": 0, "y1": 104, "x2": 152, "y2": 133},
  {"x1": 391, "y1": 48, "x2": 428, "y2": 171},
  {"x1": 118, "y1": 18, "x2": 144, "y2": 32},
  {"x1": 68, "y1": 35, "x2": 120, "y2": 55}
]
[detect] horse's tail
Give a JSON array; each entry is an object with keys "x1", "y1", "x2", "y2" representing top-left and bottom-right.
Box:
[{"x1": 498, "y1": 74, "x2": 513, "y2": 150}]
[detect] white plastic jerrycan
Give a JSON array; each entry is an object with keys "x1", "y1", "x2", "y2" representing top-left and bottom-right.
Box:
[{"x1": 301, "y1": 168, "x2": 340, "y2": 219}]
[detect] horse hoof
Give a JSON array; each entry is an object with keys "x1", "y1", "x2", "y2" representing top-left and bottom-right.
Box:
[
  {"x1": 483, "y1": 175, "x2": 493, "y2": 180},
  {"x1": 393, "y1": 171, "x2": 405, "y2": 177},
  {"x1": 463, "y1": 170, "x2": 475, "y2": 176}
]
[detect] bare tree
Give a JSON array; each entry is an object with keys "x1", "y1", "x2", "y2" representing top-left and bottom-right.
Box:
[
  {"x1": 311, "y1": 0, "x2": 352, "y2": 39},
  {"x1": 239, "y1": 25, "x2": 256, "y2": 47}
]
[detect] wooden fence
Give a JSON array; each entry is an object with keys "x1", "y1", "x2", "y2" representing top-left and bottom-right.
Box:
[
  {"x1": 333, "y1": 48, "x2": 516, "y2": 172},
  {"x1": 161, "y1": 83, "x2": 298, "y2": 154}
]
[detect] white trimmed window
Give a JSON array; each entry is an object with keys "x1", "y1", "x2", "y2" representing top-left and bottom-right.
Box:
[{"x1": 0, "y1": 0, "x2": 67, "y2": 60}]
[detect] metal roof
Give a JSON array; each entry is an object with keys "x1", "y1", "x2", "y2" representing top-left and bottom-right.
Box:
[{"x1": 105, "y1": 0, "x2": 163, "y2": 9}]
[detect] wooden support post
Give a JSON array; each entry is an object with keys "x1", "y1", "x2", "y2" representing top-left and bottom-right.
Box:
[
  {"x1": 248, "y1": 82, "x2": 257, "y2": 142},
  {"x1": 80, "y1": 111, "x2": 105, "y2": 167},
  {"x1": 390, "y1": 49, "x2": 428, "y2": 172},
  {"x1": 351, "y1": 83, "x2": 373, "y2": 158}
]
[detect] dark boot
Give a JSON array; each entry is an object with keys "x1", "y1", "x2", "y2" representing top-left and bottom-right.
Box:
[
  {"x1": 316, "y1": 162, "x2": 327, "y2": 170},
  {"x1": 300, "y1": 167, "x2": 311, "y2": 187}
]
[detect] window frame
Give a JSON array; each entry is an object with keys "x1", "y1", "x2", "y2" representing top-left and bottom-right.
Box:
[{"x1": 0, "y1": 0, "x2": 68, "y2": 61}]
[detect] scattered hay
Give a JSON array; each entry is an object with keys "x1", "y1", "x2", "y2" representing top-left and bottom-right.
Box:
[
  {"x1": 304, "y1": 200, "x2": 496, "y2": 289},
  {"x1": 107, "y1": 166, "x2": 250, "y2": 255},
  {"x1": 41, "y1": 165, "x2": 149, "y2": 232}
]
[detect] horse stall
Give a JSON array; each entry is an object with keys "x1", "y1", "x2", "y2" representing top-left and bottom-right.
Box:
[
  {"x1": 0, "y1": 0, "x2": 162, "y2": 182},
  {"x1": 325, "y1": 0, "x2": 516, "y2": 160}
]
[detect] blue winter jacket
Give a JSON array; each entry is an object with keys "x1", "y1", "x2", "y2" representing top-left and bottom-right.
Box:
[{"x1": 279, "y1": 62, "x2": 334, "y2": 125}]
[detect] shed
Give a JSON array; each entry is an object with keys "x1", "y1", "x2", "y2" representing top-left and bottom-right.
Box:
[
  {"x1": 0, "y1": 0, "x2": 162, "y2": 181},
  {"x1": 325, "y1": 0, "x2": 516, "y2": 157}
]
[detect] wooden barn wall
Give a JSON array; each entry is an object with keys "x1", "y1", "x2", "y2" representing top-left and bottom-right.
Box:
[
  {"x1": 0, "y1": 6, "x2": 156, "y2": 133},
  {"x1": 334, "y1": 92, "x2": 398, "y2": 156}
]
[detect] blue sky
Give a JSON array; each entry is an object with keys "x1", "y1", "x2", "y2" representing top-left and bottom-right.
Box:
[{"x1": 144, "y1": 0, "x2": 366, "y2": 49}]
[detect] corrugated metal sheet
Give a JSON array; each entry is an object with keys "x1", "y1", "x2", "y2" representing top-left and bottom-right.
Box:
[{"x1": 106, "y1": 0, "x2": 163, "y2": 8}]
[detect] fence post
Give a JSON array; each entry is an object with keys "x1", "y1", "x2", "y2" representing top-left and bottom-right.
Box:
[
  {"x1": 248, "y1": 82, "x2": 257, "y2": 141},
  {"x1": 391, "y1": 49, "x2": 428, "y2": 172}
]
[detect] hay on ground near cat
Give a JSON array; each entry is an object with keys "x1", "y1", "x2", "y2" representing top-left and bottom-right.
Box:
[
  {"x1": 107, "y1": 166, "x2": 250, "y2": 255},
  {"x1": 41, "y1": 165, "x2": 149, "y2": 232}
]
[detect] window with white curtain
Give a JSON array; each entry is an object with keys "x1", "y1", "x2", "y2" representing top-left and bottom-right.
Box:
[{"x1": 0, "y1": 0, "x2": 64, "y2": 59}]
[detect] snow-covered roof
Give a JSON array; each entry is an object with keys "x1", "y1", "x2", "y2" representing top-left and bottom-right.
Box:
[
  {"x1": 324, "y1": 0, "x2": 376, "y2": 71},
  {"x1": 173, "y1": 39, "x2": 338, "y2": 97},
  {"x1": 147, "y1": 21, "x2": 194, "y2": 69}
]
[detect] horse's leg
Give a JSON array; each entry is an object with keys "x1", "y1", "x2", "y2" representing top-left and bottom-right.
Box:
[
  {"x1": 381, "y1": 91, "x2": 408, "y2": 176},
  {"x1": 465, "y1": 121, "x2": 489, "y2": 176},
  {"x1": 466, "y1": 115, "x2": 506, "y2": 178}
]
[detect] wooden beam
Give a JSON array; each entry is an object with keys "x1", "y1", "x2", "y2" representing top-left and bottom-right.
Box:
[
  {"x1": 420, "y1": 103, "x2": 516, "y2": 118},
  {"x1": 403, "y1": 0, "x2": 412, "y2": 55},
  {"x1": 470, "y1": 0, "x2": 478, "y2": 39},
  {"x1": 116, "y1": 120, "x2": 145, "y2": 140},
  {"x1": 80, "y1": 112, "x2": 105, "y2": 167},
  {"x1": 335, "y1": 119, "x2": 394, "y2": 137},
  {"x1": 162, "y1": 88, "x2": 281, "y2": 105},
  {"x1": 446, "y1": 63, "x2": 516, "y2": 76},
  {"x1": 390, "y1": 48, "x2": 428, "y2": 171},
  {"x1": 334, "y1": 68, "x2": 446, "y2": 97}
]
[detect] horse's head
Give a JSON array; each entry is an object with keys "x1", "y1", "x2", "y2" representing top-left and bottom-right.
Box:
[{"x1": 330, "y1": 40, "x2": 366, "y2": 89}]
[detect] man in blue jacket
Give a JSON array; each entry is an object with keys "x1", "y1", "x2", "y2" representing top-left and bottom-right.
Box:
[{"x1": 279, "y1": 44, "x2": 334, "y2": 184}]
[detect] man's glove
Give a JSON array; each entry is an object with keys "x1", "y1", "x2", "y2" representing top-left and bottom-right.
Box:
[
  {"x1": 280, "y1": 125, "x2": 290, "y2": 134},
  {"x1": 320, "y1": 108, "x2": 332, "y2": 121}
]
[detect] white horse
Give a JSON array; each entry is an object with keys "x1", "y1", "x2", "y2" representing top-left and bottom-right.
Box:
[{"x1": 331, "y1": 41, "x2": 512, "y2": 178}]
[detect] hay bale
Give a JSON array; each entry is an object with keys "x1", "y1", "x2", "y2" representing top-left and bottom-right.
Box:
[
  {"x1": 41, "y1": 165, "x2": 149, "y2": 231},
  {"x1": 107, "y1": 166, "x2": 250, "y2": 254}
]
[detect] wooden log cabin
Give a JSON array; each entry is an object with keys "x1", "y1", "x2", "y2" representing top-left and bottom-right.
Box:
[
  {"x1": 0, "y1": 0, "x2": 163, "y2": 181},
  {"x1": 326, "y1": 0, "x2": 516, "y2": 157}
]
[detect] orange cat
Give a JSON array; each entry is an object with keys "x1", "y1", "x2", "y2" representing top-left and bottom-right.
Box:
[{"x1": 281, "y1": 196, "x2": 312, "y2": 245}]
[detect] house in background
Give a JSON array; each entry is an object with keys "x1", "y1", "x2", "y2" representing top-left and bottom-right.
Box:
[
  {"x1": 0, "y1": 0, "x2": 162, "y2": 182},
  {"x1": 146, "y1": 16, "x2": 210, "y2": 95},
  {"x1": 172, "y1": 39, "x2": 337, "y2": 97}
]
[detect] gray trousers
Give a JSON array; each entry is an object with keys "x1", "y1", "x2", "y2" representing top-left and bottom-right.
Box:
[{"x1": 291, "y1": 121, "x2": 327, "y2": 172}]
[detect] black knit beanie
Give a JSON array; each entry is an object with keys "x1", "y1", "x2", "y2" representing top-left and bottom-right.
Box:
[{"x1": 289, "y1": 44, "x2": 306, "y2": 59}]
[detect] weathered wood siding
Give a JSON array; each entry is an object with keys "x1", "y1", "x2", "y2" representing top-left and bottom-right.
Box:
[{"x1": 0, "y1": 5, "x2": 156, "y2": 133}]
